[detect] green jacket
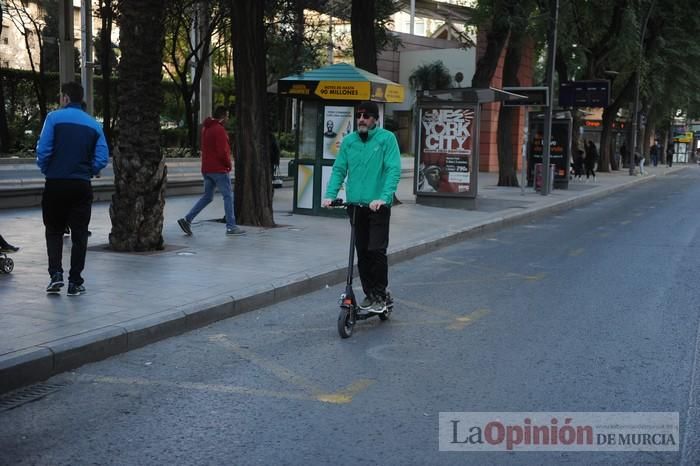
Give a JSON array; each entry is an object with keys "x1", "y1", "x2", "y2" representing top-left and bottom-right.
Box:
[{"x1": 324, "y1": 126, "x2": 401, "y2": 205}]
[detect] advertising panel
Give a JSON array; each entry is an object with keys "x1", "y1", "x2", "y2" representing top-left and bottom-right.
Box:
[
  {"x1": 296, "y1": 164, "x2": 314, "y2": 209},
  {"x1": 527, "y1": 117, "x2": 571, "y2": 188},
  {"x1": 323, "y1": 106, "x2": 354, "y2": 159},
  {"x1": 417, "y1": 107, "x2": 475, "y2": 194}
]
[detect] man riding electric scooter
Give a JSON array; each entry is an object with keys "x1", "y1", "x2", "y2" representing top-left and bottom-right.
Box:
[{"x1": 322, "y1": 101, "x2": 402, "y2": 314}]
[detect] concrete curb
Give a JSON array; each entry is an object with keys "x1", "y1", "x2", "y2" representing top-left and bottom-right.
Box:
[{"x1": 0, "y1": 171, "x2": 665, "y2": 394}]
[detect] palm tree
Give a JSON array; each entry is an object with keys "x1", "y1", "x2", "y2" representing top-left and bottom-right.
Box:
[
  {"x1": 231, "y1": 0, "x2": 274, "y2": 226},
  {"x1": 109, "y1": 0, "x2": 168, "y2": 251},
  {"x1": 408, "y1": 61, "x2": 453, "y2": 91}
]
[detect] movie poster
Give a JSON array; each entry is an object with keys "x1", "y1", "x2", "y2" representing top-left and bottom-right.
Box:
[
  {"x1": 417, "y1": 107, "x2": 475, "y2": 194},
  {"x1": 323, "y1": 106, "x2": 354, "y2": 159}
]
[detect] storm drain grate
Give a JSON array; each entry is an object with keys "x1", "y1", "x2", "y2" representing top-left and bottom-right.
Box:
[{"x1": 0, "y1": 382, "x2": 68, "y2": 412}]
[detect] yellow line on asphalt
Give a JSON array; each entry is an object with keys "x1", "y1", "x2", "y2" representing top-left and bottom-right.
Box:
[
  {"x1": 569, "y1": 248, "x2": 585, "y2": 256},
  {"x1": 620, "y1": 220, "x2": 632, "y2": 225},
  {"x1": 447, "y1": 308, "x2": 491, "y2": 330},
  {"x1": 209, "y1": 334, "x2": 372, "y2": 404},
  {"x1": 473, "y1": 264, "x2": 546, "y2": 281},
  {"x1": 316, "y1": 379, "x2": 374, "y2": 404},
  {"x1": 210, "y1": 334, "x2": 324, "y2": 394},
  {"x1": 435, "y1": 256, "x2": 467, "y2": 266},
  {"x1": 393, "y1": 298, "x2": 490, "y2": 330},
  {"x1": 86, "y1": 375, "x2": 313, "y2": 401}
]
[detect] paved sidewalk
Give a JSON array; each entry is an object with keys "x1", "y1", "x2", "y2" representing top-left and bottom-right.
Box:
[{"x1": 0, "y1": 164, "x2": 687, "y2": 393}]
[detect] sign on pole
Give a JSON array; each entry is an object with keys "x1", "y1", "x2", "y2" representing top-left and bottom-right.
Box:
[
  {"x1": 502, "y1": 87, "x2": 549, "y2": 107},
  {"x1": 558, "y1": 80, "x2": 610, "y2": 107}
]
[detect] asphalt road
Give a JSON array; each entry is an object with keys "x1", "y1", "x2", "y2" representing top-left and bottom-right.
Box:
[{"x1": 1, "y1": 170, "x2": 700, "y2": 465}]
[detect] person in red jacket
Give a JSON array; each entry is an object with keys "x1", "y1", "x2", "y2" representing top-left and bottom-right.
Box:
[{"x1": 178, "y1": 106, "x2": 245, "y2": 236}]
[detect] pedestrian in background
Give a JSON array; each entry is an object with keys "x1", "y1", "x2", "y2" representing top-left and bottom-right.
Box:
[
  {"x1": 584, "y1": 140, "x2": 598, "y2": 182},
  {"x1": 666, "y1": 144, "x2": 674, "y2": 167},
  {"x1": 650, "y1": 141, "x2": 660, "y2": 167},
  {"x1": 619, "y1": 142, "x2": 628, "y2": 169},
  {"x1": 322, "y1": 101, "x2": 401, "y2": 314},
  {"x1": 572, "y1": 149, "x2": 584, "y2": 181},
  {"x1": 636, "y1": 151, "x2": 646, "y2": 176},
  {"x1": 36, "y1": 81, "x2": 109, "y2": 296},
  {"x1": 178, "y1": 106, "x2": 245, "y2": 237}
]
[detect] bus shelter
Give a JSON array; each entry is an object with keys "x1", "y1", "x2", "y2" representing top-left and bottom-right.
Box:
[
  {"x1": 414, "y1": 87, "x2": 525, "y2": 209},
  {"x1": 277, "y1": 63, "x2": 405, "y2": 215}
]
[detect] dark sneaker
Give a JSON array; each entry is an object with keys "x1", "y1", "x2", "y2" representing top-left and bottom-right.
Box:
[
  {"x1": 0, "y1": 244, "x2": 19, "y2": 253},
  {"x1": 178, "y1": 218, "x2": 193, "y2": 236},
  {"x1": 367, "y1": 297, "x2": 387, "y2": 314},
  {"x1": 46, "y1": 273, "x2": 64, "y2": 294},
  {"x1": 359, "y1": 296, "x2": 375, "y2": 310},
  {"x1": 67, "y1": 283, "x2": 86, "y2": 296},
  {"x1": 226, "y1": 227, "x2": 246, "y2": 236}
]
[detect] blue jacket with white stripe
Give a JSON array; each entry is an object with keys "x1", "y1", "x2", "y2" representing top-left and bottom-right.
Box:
[{"x1": 36, "y1": 103, "x2": 109, "y2": 181}]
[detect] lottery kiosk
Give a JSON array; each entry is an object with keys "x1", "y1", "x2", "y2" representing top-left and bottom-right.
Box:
[{"x1": 277, "y1": 63, "x2": 405, "y2": 215}]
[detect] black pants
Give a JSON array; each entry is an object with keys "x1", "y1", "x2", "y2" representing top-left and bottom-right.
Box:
[
  {"x1": 348, "y1": 205, "x2": 391, "y2": 300},
  {"x1": 42, "y1": 179, "x2": 93, "y2": 285}
]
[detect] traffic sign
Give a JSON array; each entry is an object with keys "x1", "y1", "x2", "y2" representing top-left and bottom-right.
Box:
[
  {"x1": 502, "y1": 86, "x2": 549, "y2": 107},
  {"x1": 558, "y1": 80, "x2": 610, "y2": 107}
]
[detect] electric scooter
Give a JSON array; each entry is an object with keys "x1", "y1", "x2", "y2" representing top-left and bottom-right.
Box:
[{"x1": 330, "y1": 199, "x2": 393, "y2": 338}]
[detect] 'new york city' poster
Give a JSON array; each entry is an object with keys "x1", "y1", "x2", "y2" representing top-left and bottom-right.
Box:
[{"x1": 417, "y1": 107, "x2": 475, "y2": 194}]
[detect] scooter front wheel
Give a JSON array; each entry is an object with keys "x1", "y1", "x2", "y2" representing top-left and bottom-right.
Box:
[{"x1": 337, "y1": 307, "x2": 354, "y2": 338}]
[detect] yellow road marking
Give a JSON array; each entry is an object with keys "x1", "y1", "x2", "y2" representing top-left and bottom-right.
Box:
[
  {"x1": 393, "y1": 298, "x2": 490, "y2": 330},
  {"x1": 435, "y1": 257, "x2": 467, "y2": 266},
  {"x1": 393, "y1": 297, "x2": 455, "y2": 318},
  {"x1": 569, "y1": 248, "x2": 584, "y2": 256},
  {"x1": 598, "y1": 232, "x2": 610, "y2": 238},
  {"x1": 620, "y1": 220, "x2": 632, "y2": 225},
  {"x1": 447, "y1": 308, "x2": 491, "y2": 330},
  {"x1": 316, "y1": 379, "x2": 374, "y2": 404},
  {"x1": 209, "y1": 334, "x2": 372, "y2": 404},
  {"x1": 472, "y1": 264, "x2": 546, "y2": 281},
  {"x1": 86, "y1": 375, "x2": 313, "y2": 401}
]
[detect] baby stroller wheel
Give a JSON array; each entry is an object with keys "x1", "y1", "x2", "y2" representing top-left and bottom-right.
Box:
[
  {"x1": 337, "y1": 307, "x2": 354, "y2": 338},
  {"x1": 1, "y1": 257, "x2": 13, "y2": 273}
]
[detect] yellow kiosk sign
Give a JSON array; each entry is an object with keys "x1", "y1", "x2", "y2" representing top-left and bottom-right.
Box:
[
  {"x1": 673, "y1": 131, "x2": 693, "y2": 143},
  {"x1": 315, "y1": 81, "x2": 370, "y2": 100}
]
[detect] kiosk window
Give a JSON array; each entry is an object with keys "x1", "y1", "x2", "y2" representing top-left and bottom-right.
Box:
[{"x1": 299, "y1": 101, "x2": 318, "y2": 159}]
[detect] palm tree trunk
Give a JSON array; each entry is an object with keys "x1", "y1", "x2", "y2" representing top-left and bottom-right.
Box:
[
  {"x1": 109, "y1": 0, "x2": 168, "y2": 251},
  {"x1": 231, "y1": 0, "x2": 274, "y2": 226},
  {"x1": 351, "y1": 0, "x2": 377, "y2": 73}
]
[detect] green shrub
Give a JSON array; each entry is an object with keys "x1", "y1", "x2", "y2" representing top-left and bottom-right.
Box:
[
  {"x1": 160, "y1": 127, "x2": 189, "y2": 148},
  {"x1": 277, "y1": 131, "x2": 296, "y2": 152}
]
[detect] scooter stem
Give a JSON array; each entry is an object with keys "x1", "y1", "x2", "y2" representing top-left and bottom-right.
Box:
[{"x1": 346, "y1": 205, "x2": 356, "y2": 286}]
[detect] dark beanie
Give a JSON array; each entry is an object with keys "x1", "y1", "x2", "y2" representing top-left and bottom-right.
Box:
[{"x1": 357, "y1": 101, "x2": 379, "y2": 118}]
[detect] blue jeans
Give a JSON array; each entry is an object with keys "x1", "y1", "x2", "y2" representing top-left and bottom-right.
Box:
[{"x1": 185, "y1": 173, "x2": 236, "y2": 229}]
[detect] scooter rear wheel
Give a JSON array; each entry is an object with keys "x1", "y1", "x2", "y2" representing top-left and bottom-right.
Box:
[{"x1": 337, "y1": 307, "x2": 354, "y2": 338}]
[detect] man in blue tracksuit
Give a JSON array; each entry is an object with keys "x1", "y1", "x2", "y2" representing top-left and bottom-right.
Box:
[{"x1": 36, "y1": 82, "x2": 109, "y2": 296}]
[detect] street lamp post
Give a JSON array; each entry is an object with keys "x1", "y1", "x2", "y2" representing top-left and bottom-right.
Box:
[
  {"x1": 541, "y1": 0, "x2": 559, "y2": 195},
  {"x1": 629, "y1": 0, "x2": 656, "y2": 175}
]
